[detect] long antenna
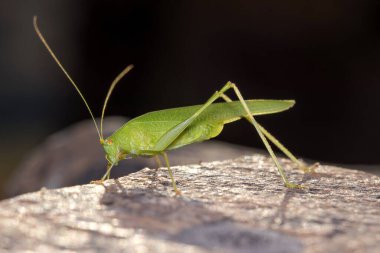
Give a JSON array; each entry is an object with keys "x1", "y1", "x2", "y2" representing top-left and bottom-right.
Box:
[
  {"x1": 100, "y1": 65, "x2": 134, "y2": 139},
  {"x1": 33, "y1": 16, "x2": 102, "y2": 140}
]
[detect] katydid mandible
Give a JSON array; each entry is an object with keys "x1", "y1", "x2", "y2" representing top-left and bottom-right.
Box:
[{"x1": 33, "y1": 16, "x2": 314, "y2": 194}]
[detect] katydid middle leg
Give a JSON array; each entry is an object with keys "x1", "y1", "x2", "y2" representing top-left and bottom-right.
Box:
[
  {"x1": 161, "y1": 152, "x2": 181, "y2": 195},
  {"x1": 136, "y1": 150, "x2": 180, "y2": 194},
  {"x1": 154, "y1": 155, "x2": 163, "y2": 168}
]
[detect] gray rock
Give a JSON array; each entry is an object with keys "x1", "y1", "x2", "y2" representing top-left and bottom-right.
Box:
[{"x1": 1, "y1": 155, "x2": 379, "y2": 253}]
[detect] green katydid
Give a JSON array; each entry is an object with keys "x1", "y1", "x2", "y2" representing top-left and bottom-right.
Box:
[{"x1": 34, "y1": 16, "x2": 314, "y2": 194}]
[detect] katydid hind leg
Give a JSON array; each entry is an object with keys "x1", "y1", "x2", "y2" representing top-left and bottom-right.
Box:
[
  {"x1": 150, "y1": 81, "x2": 301, "y2": 188},
  {"x1": 221, "y1": 84, "x2": 303, "y2": 188},
  {"x1": 221, "y1": 93, "x2": 316, "y2": 173},
  {"x1": 162, "y1": 82, "x2": 297, "y2": 187}
]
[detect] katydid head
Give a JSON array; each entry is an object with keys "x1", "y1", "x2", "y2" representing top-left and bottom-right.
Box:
[
  {"x1": 33, "y1": 16, "x2": 133, "y2": 164},
  {"x1": 102, "y1": 138, "x2": 120, "y2": 165}
]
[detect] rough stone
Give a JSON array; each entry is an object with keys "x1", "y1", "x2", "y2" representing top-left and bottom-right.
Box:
[{"x1": 1, "y1": 155, "x2": 379, "y2": 253}]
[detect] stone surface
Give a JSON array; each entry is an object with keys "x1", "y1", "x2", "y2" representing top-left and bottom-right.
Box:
[{"x1": 1, "y1": 155, "x2": 379, "y2": 253}]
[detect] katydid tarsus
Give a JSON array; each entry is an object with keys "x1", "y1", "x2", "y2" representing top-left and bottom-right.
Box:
[{"x1": 34, "y1": 16, "x2": 314, "y2": 195}]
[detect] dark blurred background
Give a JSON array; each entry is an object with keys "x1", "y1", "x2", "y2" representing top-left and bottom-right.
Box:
[{"x1": 1, "y1": 1, "x2": 380, "y2": 197}]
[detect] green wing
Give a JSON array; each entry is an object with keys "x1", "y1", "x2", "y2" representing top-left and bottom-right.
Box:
[{"x1": 110, "y1": 100, "x2": 295, "y2": 153}]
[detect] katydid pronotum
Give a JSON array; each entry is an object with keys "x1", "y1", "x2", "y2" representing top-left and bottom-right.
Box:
[{"x1": 34, "y1": 17, "x2": 315, "y2": 195}]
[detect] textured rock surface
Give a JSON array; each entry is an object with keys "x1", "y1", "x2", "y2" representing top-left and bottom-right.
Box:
[{"x1": 1, "y1": 155, "x2": 379, "y2": 253}]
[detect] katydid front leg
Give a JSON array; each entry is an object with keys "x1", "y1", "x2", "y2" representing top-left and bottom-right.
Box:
[{"x1": 90, "y1": 163, "x2": 114, "y2": 185}]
